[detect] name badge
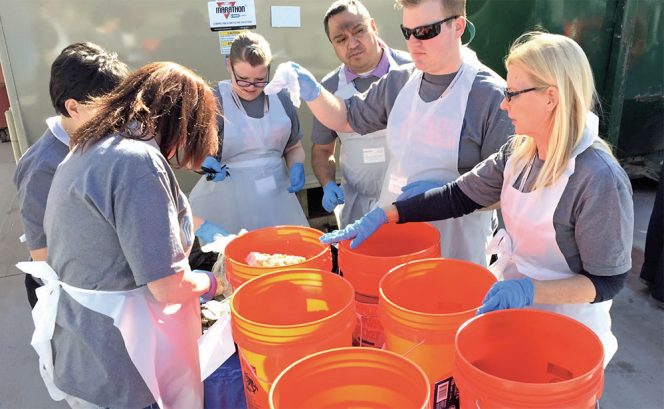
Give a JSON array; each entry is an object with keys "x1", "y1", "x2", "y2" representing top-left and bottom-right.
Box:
[
  {"x1": 255, "y1": 175, "x2": 277, "y2": 194},
  {"x1": 363, "y1": 148, "x2": 386, "y2": 164},
  {"x1": 388, "y1": 175, "x2": 407, "y2": 195}
]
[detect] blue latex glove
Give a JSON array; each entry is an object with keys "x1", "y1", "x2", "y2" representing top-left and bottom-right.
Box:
[
  {"x1": 291, "y1": 62, "x2": 321, "y2": 102},
  {"x1": 196, "y1": 269, "x2": 218, "y2": 303},
  {"x1": 288, "y1": 162, "x2": 305, "y2": 193},
  {"x1": 320, "y1": 207, "x2": 387, "y2": 249},
  {"x1": 202, "y1": 156, "x2": 229, "y2": 183},
  {"x1": 396, "y1": 180, "x2": 443, "y2": 201},
  {"x1": 477, "y1": 278, "x2": 535, "y2": 315},
  {"x1": 322, "y1": 181, "x2": 345, "y2": 212},
  {"x1": 195, "y1": 220, "x2": 229, "y2": 244}
]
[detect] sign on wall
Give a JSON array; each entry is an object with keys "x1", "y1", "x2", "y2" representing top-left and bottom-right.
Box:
[{"x1": 208, "y1": 0, "x2": 257, "y2": 31}]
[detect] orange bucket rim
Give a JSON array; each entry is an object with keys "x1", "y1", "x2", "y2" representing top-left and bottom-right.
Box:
[
  {"x1": 379, "y1": 258, "x2": 492, "y2": 319},
  {"x1": 225, "y1": 225, "x2": 330, "y2": 270},
  {"x1": 454, "y1": 309, "x2": 605, "y2": 388},
  {"x1": 230, "y1": 269, "x2": 356, "y2": 331},
  {"x1": 268, "y1": 346, "x2": 431, "y2": 409},
  {"x1": 337, "y1": 223, "x2": 439, "y2": 261}
]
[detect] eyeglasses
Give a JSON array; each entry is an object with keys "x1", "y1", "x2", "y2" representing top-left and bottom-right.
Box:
[
  {"x1": 503, "y1": 87, "x2": 546, "y2": 102},
  {"x1": 400, "y1": 15, "x2": 460, "y2": 40},
  {"x1": 230, "y1": 64, "x2": 270, "y2": 88}
]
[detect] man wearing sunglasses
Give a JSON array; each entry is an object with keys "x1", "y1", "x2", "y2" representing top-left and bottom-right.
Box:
[
  {"x1": 280, "y1": 0, "x2": 513, "y2": 268},
  {"x1": 312, "y1": 0, "x2": 411, "y2": 228}
]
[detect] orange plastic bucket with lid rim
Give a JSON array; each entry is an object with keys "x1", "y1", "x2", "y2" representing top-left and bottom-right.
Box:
[
  {"x1": 269, "y1": 347, "x2": 431, "y2": 409},
  {"x1": 338, "y1": 222, "x2": 440, "y2": 298},
  {"x1": 224, "y1": 225, "x2": 332, "y2": 291},
  {"x1": 453, "y1": 309, "x2": 604, "y2": 409},
  {"x1": 231, "y1": 269, "x2": 356, "y2": 409},
  {"x1": 338, "y1": 222, "x2": 440, "y2": 348},
  {"x1": 378, "y1": 258, "x2": 497, "y2": 408}
]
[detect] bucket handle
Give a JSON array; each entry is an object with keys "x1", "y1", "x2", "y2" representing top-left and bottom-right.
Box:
[
  {"x1": 401, "y1": 338, "x2": 426, "y2": 358},
  {"x1": 238, "y1": 348, "x2": 273, "y2": 387}
]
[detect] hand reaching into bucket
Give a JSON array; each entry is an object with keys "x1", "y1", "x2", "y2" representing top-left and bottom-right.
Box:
[
  {"x1": 477, "y1": 278, "x2": 535, "y2": 315},
  {"x1": 320, "y1": 207, "x2": 388, "y2": 249}
]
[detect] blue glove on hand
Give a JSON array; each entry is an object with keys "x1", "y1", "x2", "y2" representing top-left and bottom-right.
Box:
[
  {"x1": 322, "y1": 181, "x2": 345, "y2": 212},
  {"x1": 195, "y1": 269, "x2": 218, "y2": 303},
  {"x1": 201, "y1": 156, "x2": 229, "y2": 183},
  {"x1": 291, "y1": 62, "x2": 321, "y2": 102},
  {"x1": 477, "y1": 278, "x2": 535, "y2": 315},
  {"x1": 195, "y1": 220, "x2": 229, "y2": 244},
  {"x1": 288, "y1": 162, "x2": 305, "y2": 193},
  {"x1": 396, "y1": 180, "x2": 443, "y2": 201},
  {"x1": 320, "y1": 207, "x2": 387, "y2": 249}
]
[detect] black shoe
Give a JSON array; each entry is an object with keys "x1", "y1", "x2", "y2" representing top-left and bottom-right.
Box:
[
  {"x1": 650, "y1": 295, "x2": 664, "y2": 309},
  {"x1": 639, "y1": 276, "x2": 652, "y2": 287}
]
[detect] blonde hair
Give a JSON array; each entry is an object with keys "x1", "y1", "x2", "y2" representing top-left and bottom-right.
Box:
[
  {"x1": 229, "y1": 32, "x2": 272, "y2": 66},
  {"x1": 506, "y1": 32, "x2": 615, "y2": 190},
  {"x1": 394, "y1": 0, "x2": 466, "y2": 17}
]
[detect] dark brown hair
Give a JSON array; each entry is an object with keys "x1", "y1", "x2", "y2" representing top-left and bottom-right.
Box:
[
  {"x1": 71, "y1": 62, "x2": 218, "y2": 169},
  {"x1": 49, "y1": 42, "x2": 129, "y2": 117},
  {"x1": 323, "y1": 0, "x2": 372, "y2": 40}
]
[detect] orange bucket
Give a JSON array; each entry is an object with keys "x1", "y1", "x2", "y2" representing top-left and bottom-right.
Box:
[
  {"x1": 454, "y1": 309, "x2": 604, "y2": 409},
  {"x1": 338, "y1": 222, "x2": 440, "y2": 297},
  {"x1": 269, "y1": 347, "x2": 431, "y2": 409},
  {"x1": 338, "y1": 223, "x2": 439, "y2": 347},
  {"x1": 378, "y1": 258, "x2": 496, "y2": 408},
  {"x1": 231, "y1": 269, "x2": 356, "y2": 409},
  {"x1": 225, "y1": 225, "x2": 332, "y2": 290}
]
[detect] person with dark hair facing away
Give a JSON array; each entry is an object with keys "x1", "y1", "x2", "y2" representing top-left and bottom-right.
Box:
[
  {"x1": 312, "y1": 0, "x2": 411, "y2": 228},
  {"x1": 13, "y1": 42, "x2": 129, "y2": 308},
  {"x1": 19, "y1": 62, "x2": 224, "y2": 408}
]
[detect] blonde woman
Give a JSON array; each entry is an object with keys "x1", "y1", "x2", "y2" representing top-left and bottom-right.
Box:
[
  {"x1": 322, "y1": 32, "x2": 633, "y2": 366},
  {"x1": 189, "y1": 32, "x2": 308, "y2": 235}
]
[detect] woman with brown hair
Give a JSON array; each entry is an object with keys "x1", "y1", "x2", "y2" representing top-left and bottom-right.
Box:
[{"x1": 20, "y1": 62, "x2": 222, "y2": 408}]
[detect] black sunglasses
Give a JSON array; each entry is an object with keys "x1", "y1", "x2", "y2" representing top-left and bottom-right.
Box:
[
  {"x1": 230, "y1": 63, "x2": 270, "y2": 88},
  {"x1": 503, "y1": 87, "x2": 546, "y2": 102},
  {"x1": 400, "y1": 15, "x2": 460, "y2": 40}
]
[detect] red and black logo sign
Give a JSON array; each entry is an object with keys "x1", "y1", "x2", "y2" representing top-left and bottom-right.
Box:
[{"x1": 216, "y1": 2, "x2": 246, "y2": 19}]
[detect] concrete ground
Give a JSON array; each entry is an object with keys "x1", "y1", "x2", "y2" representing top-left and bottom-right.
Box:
[{"x1": 0, "y1": 141, "x2": 662, "y2": 409}]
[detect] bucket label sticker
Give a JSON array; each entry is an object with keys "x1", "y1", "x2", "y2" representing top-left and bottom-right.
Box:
[
  {"x1": 239, "y1": 359, "x2": 267, "y2": 409},
  {"x1": 433, "y1": 376, "x2": 459, "y2": 409},
  {"x1": 353, "y1": 299, "x2": 385, "y2": 347}
]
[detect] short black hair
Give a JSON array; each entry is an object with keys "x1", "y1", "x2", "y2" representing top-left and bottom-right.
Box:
[
  {"x1": 323, "y1": 0, "x2": 372, "y2": 40},
  {"x1": 49, "y1": 42, "x2": 129, "y2": 117}
]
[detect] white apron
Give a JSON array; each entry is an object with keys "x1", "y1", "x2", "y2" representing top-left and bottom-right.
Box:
[
  {"x1": 334, "y1": 52, "x2": 397, "y2": 227},
  {"x1": 379, "y1": 48, "x2": 494, "y2": 265},
  {"x1": 189, "y1": 82, "x2": 308, "y2": 234},
  {"x1": 486, "y1": 113, "x2": 617, "y2": 366},
  {"x1": 16, "y1": 262, "x2": 203, "y2": 409}
]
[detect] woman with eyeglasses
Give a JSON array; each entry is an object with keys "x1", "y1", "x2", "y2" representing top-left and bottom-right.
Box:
[
  {"x1": 273, "y1": 0, "x2": 513, "y2": 267},
  {"x1": 321, "y1": 32, "x2": 633, "y2": 367},
  {"x1": 189, "y1": 32, "x2": 308, "y2": 238}
]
